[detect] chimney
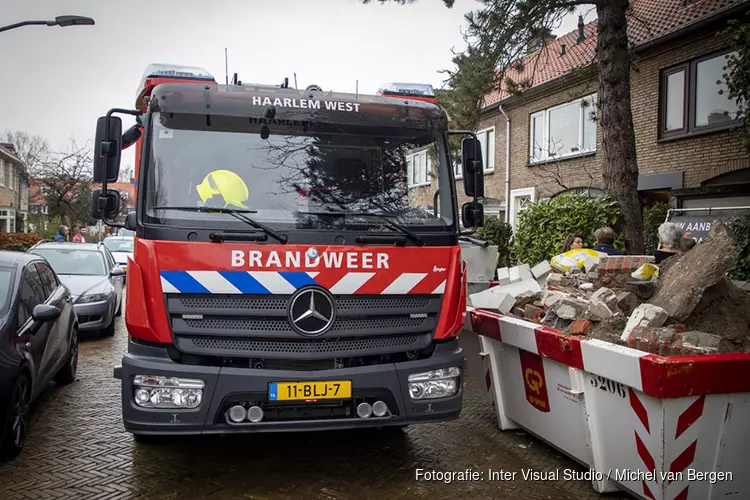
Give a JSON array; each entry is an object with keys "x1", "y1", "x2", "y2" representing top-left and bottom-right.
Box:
[
  {"x1": 525, "y1": 29, "x2": 557, "y2": 56},
  {"x1": 560, "y1": 43, "x2": 567, "y2": 56},
  {"x1": 577, "y1": 15, "x2": 586, "y2": 44}
]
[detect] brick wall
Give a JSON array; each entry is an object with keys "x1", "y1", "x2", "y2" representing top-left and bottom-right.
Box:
[{"x1": 433, "y1": 28, "x2": 750, "y2": 207}]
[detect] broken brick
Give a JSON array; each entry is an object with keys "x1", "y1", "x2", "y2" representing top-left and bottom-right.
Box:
[
  {"x1": 570, "y1": 319, "x2": 592, "y2": 336},
  {"x1": 524, "y1": 304, "x2": 543, "y2": 321},
  {"x1": 598, "y1": 255, "x2": 656, "y2": 276}
]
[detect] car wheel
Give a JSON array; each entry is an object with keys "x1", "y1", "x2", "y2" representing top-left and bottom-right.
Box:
[
  {"x1": 0, "y1": 372, "x2": 31, "y2": 461},
  {"x1": 102, "y1": 318, "x2": 116, "y2": 337},
  {"x1": 115, "y1": 298, "x2": 122, "y2": 317},
  {"x1": 133, "y1": 433, "x2": 160, "y2": 444},
  {"x1": 54, "y1": 327, "x2": 78, "y2": 385}
]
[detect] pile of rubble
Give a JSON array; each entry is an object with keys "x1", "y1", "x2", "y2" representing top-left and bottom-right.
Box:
[{"x1": 469, "y1": 220, "x2": 750, "y2": 355}]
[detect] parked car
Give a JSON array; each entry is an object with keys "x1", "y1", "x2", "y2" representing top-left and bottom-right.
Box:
[
  {"x1": 102, "y1": 236, "x2": 134, "y2": 282},
  {"x1": 28, "y1": 242, "x2": 124, "y2": 336},
  {"x1": 0, "y1": 250, "x2": 78, "y2": 461}
]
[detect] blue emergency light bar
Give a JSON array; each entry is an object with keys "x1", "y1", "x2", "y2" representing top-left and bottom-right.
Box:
[
  {"x1": 377, "y1": 82, "x2": 436, "y2": 99},
  {"x1": 141, "y1": 63, "x2": 215, "y2": 82}
]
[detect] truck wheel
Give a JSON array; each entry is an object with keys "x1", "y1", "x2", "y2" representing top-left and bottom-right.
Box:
[
  {"x1": 0, "y1": 372, "x2": 31, "y2": 461},
  {"x1": 54, "y1": 328, "x2": 78, "y2": 385}
]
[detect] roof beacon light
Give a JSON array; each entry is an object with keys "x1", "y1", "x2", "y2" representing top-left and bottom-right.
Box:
[
  {"x1": 377, "y1": 82, "x2": 437, "y2": 103},
  {"x1": 136, "y1": 63, "x2": 217, "y2": 111},
  {"x1": 141, "y1": 63, "x2": 215, "y2": 82}
]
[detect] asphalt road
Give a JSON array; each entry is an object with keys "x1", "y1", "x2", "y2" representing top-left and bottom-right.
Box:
[{"x1": 0, "y1": 302, "x2": 632, "y2": 500}]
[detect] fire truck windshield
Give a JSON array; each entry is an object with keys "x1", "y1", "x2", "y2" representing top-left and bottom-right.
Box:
[{"x1": 143, "y1": 112, "x2": 456, "y2": 233}]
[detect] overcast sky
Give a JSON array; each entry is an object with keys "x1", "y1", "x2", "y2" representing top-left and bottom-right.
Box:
[{"x1": 1, "y1": 0, "x2": 593, "y2": 171}]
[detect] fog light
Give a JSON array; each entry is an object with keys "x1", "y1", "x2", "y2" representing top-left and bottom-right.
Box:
[
  {"x1": 247, "y1": 405, "x2": 264, "y2": 423},
  {"x1": 133, "y1": 375, "x2": 205, "y2": 409},
  {"x1": 228, "y1": 405, "x2": 246, "y2": 423},
  {"x1": 372, "y1": 400, "x2": 388, "y2": 417},
  {"x1": 407, "y1": 367, "x2": 460, "y2": 400},
  {"x1": 356, "y1": 402, "x2": 372, "y2": 418}
]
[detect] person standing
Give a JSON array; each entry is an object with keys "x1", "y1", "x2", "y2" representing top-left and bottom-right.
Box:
[
  {"x1": 71, "y1": 225, "x2": 85, "y2": 243},
  {"x1": 54, "y1": 225, "x2": 69, "y2": 242}
]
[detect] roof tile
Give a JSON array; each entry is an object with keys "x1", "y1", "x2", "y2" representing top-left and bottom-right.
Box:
[{"x1": 483, "y1": 0, "x2": 747, "y2": 107}]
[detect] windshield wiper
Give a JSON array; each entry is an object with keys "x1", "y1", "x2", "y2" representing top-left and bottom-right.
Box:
[
  {"x1": 300, "y1": 211, "x2": 424, "y2": 246},
  {"x1": 152, "y1": 206, "x2": 288, "y2": 244}
]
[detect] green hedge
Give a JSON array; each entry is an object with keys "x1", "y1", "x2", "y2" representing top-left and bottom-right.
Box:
[
  {"x1": 513, "y1": 193, "x2": 621, "y2": 265},
  {"x1": 477, "y1": 216, "x2": 514, "y2": 268},
  {"x1": 729, "y1": 213, "x2": 750, "y2": 281}
]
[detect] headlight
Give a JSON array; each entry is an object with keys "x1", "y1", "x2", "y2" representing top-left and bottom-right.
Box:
[
  {"x1": 76, "y1": 293, "x2": 109, "y2": 304},
  {"x1": 133, "y1": 375, "x2": 204, "y2": 409},
  {"x1": 407, "y1": 367, "x2": 461, "y2": 400}
]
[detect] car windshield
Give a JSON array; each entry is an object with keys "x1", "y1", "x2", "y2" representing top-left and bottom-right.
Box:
[
  {"x1": 104, "y1": 238, "x2": 134, "y2": 252},
  {"x1": 0, "y1": 266, "x2": 14, "y2": 315},
  {"x1": 143, "y1": 112, "x2": 455, "y2": 232},
  {"x1": 30, "y1": 248, "x2": 107, "y2": 276}
]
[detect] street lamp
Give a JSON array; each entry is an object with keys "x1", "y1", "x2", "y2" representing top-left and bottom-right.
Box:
[{"x1": 0, "y1": 15, "x2": 95, "y2": 33}]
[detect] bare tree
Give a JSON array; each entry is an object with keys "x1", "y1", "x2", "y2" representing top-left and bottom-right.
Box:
[
  {"x1": 33, "y1": 139, "x2": 94, "y2": 225},
  {"x1": 0, "y1": 130, "x2": 51, "y2": 172}
]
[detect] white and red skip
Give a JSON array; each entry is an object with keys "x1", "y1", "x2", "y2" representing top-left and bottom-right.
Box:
[{"x1": 471, "y1": 306, "x2": 750, "y2": 500}]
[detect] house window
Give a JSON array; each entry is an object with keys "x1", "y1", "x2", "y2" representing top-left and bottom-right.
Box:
[
  {"x1": 475, "y1": 127, "x2": 495, "y2": 172},
  {"x1": 529, "y1": 94, "x2": 597, "y2": 163},
  {"x1": 0, "y1": 209, "x2": 16, "y2": 233},
  {"x1": 453, "y1": 159, "x2": 462, "y2": 179},
  {"x1": 660, "y1": 51, "x2": 739, "y2": 138},
  {"x1": 406, "y1": 149, "x2": 432, "y2": 187},
  {"x1": 0, "y1": 161, "x2": 4, "y2": 187}
]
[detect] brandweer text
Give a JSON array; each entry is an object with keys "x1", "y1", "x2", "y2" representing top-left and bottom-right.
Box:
[{"x1": 231, "y1": 250, "x2": 390, "y2": 269}]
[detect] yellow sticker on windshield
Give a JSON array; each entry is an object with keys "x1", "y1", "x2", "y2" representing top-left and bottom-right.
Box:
[{"x1": 196, "y1": 170, "x2": 250, "y2": 209}]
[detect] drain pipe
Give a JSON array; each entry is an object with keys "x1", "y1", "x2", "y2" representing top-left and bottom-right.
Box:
[{"x1": 498, "y1": 103, "x2": 511, "y2": 224}]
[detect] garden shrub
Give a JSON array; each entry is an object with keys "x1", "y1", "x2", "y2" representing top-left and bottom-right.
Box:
[
  {"x1": 0, "y1": 233, "x2": 44, "y2": 252},
  {"x1": 513, "y1": 193, "x2": 621, "y2": 265},
  {"x1": 728, "y1": 212, "x2": 750, "y2": 281},
  {"x1": 477, "y1": 216, "x2": 514, "y2": 268}
]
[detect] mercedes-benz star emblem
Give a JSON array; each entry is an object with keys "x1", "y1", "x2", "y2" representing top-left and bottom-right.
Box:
[
  {"x1": 288, "y1": 287, "x2": 336, "y2": 336},
  {"x1": 306, "y1": 247, "x2": 319, "y2": 260}
]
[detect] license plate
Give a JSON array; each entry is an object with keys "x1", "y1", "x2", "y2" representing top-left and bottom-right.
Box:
[{"x1": 269, "y1": 381, "x2": 351, "y2": 401}]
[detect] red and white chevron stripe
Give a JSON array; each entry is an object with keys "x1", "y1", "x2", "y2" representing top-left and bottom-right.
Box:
[{"x1": 469, "y1": 307, "x2": 750, "y2": 399}]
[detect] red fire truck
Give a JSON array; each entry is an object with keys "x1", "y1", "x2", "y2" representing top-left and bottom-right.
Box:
[{"x1": 92, "y1": 63, "x2": 486, "y2": 438}]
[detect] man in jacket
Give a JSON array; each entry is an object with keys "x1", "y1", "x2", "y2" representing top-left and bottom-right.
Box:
[
  {"x1": 592, "y1": 227, "x2": 623, "y2": 256},
  {"x1": 53, "y1": 225, "x2": 69, "y2": 242}
]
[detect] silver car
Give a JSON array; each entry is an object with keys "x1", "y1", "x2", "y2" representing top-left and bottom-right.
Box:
[
  {"x1": 28, "y1": 242, "x2": 124, "y2": 336},
  {"x1": 102, "y1": 236, "x2": 134, "y2": 283}
]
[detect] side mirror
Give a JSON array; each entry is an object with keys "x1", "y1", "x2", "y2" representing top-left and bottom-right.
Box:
[
  {"x1": 111, "y1": 267, "x2": 125, "y2": 277},
  {"x1": 91, "y1": 189, "x2": 121, "y2": 220},
  {"x1": 94, "y1": 115, "x2": 123, "y2": 183},
  {"x1": 124, "y1": 212, "x2": 137, "y2": 231},
  {"x1": 32, "y1": 304, "x2": 61, "y2": 323},
  {"x1": 461, "y1": 137, "x2": 484, "y2": 198},
  {"x1": 462, "y1": 202, "x2": 485, "y2": 229}
]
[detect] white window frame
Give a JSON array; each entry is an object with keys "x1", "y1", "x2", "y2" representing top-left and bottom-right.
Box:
[
  {"x1": 8, "y1": 165, "x2": 14, "y2": 191},
  {"x1": 509, "y1": 187, "x2": 536, "y2": 231},
  {"x1": 529, "y1": 93, "x2": 597, "y2": 164},
  {"x1": 453, "y1": 159, "x2": 462, "y2": 180},
  {"x1": 475, "y1": 127, "x2": 495, "y2": 173},
  {"x1": 406, "y1": 149, "x2": 432, "y2": 188}
]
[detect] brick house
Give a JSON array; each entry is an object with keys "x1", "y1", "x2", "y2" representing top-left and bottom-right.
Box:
[
  {"x1": 0, "y1": 144, "x2": 29, "y2": 233},
  {"x1": 408, "y1": 0, "x2": 750, "y2": 230}
]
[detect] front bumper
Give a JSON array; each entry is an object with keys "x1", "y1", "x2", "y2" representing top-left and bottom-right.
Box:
[
  {"x1": 73, "y1": 299, "x2": 114, "y2": 332},
  {"x1": 114, "y1": 340, "x2": 464, "y2": 435}
]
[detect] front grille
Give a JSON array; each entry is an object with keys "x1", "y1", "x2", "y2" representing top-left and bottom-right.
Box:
[
  {"x1": 166, "y1": 292, "x2": 441, "y2": 358},
  {"x1": 179, "y1": 316, "x2": 427, "y2": 333},
  {"x1": 181, "y1": 334, "x2": 429, "y2": 355}
]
